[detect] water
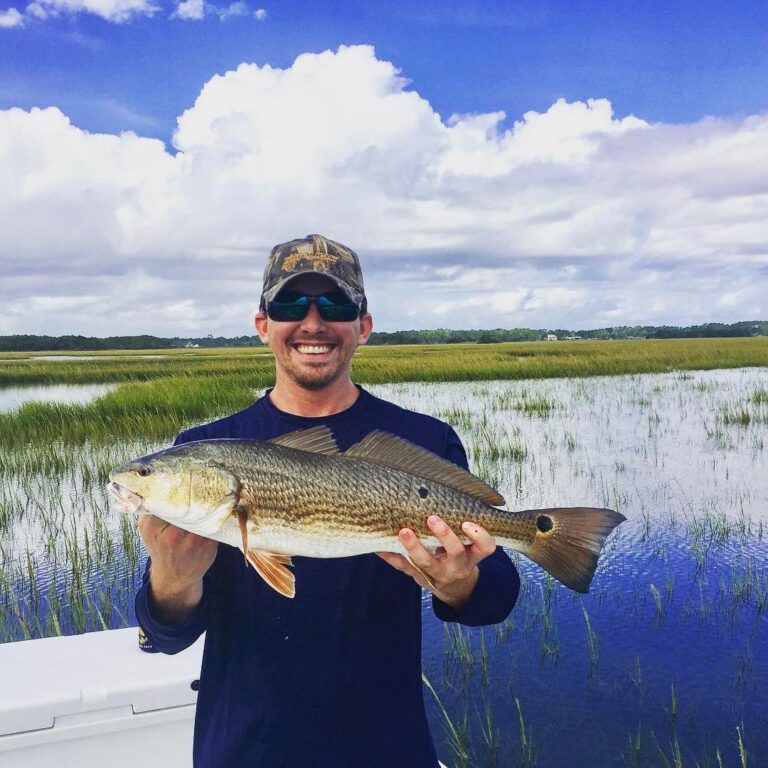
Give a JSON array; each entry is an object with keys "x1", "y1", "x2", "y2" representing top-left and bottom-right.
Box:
[
  {"x1": 0, "y1": 383, "x2": 116, "y2": 412},
  {"x1": 1, "y1": 368, "x2": 767, "y2": 765},
  {"x1": 367, "y1": 370, "x2": 768, "y2": 767}
]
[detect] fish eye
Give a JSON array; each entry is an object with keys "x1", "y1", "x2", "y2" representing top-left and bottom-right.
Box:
[{"x1": 137, "y1": 466, "x2": 152, "y2": 477}]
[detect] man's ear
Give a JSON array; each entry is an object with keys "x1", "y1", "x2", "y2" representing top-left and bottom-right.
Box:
[
  {"x1": 357, "y1": 312, "x2": 373, "y2": 346},
  {"x1": 255, "y1": 312, "x2": 269, "y2": 344}
]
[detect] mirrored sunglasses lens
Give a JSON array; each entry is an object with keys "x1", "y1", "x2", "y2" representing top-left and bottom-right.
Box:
[
  {"x1": 316, "y1": 296, "x2": 359, "y2": 321},
  {"x1": 268, "y1": 296, "x2": 309, "y2": 321},
  {"x1": 268, "y1": 293, "x2": 359, "y2": 322}
]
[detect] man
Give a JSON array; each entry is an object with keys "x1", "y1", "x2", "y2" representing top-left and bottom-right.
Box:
[{"x1": 135, "y1": 234, "x2": 520, "y2": 768}]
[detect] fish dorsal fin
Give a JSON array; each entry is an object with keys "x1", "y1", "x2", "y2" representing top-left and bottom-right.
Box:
[
  {"x1": 246, "y1": 549, "x2": 296, "y2": 598},
  {"x1": 270, "y1": 426, "x2": 339, "y2": 455},
  {"x1": 344, "y1": 430, "x2": 505, "y2": 507}
]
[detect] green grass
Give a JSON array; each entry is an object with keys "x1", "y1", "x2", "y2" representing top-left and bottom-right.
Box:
[
  {"x1": 720, "y1": 385, "x2": 768, "y2": 426},
  {"x1": 1, "y1": 338, "x2": 766, "y2": 448},
  {"x1": 2, "y1": 337, "x2": 767, "y2": 386}
]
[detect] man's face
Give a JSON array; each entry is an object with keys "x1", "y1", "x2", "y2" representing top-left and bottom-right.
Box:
[{"x1": 255, "y1": 274, "x2": 373, "y2": 391}]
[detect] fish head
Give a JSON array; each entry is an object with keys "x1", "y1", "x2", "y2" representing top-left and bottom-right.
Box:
[{"x1": 108, "y1": 445, "x2": 240, "y2": 536}]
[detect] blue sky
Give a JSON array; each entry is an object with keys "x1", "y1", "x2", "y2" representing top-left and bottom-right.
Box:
[
  {"x1": 4, "y1": 1, "x2": 767, "y2": 141},
  {"x1": 1, "y1": 0, "x2": 767, "y2": 335}
]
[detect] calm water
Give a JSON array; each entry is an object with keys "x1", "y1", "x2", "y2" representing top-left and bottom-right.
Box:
[
  {"x1": 0, "y1": 383, "x2": 116, "y2": 412},
  {"x1": 1, "y1": 368, "x2": 767, "y2": 766},
  {"x1": 369, "y1": 370, "x2": 768, "y2": 767}
]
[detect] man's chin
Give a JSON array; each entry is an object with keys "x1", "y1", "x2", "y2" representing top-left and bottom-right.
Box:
[{"x1": 291, "y1": 367, "x2": 342, "y2": 390}]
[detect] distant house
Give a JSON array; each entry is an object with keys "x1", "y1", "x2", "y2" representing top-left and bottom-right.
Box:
[
  {"x1": 184, "y1": 342, "x2": 200, "y2": 348},
  {"x1": 546, "y1": 333, "x2": 558, "y2": 341}
]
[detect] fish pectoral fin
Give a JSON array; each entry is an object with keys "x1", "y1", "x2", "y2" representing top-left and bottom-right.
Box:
[
  {"x1": 246, "y1": 549, "x2": 296, "y2": 598},
  {"x1": 269, "y1": 425, "x2": 339, "y2": 455}
]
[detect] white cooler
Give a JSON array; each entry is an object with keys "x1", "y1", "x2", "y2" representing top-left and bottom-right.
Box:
[{"x1": 0, "y1": 628, "x2": 204, "y2": 768}]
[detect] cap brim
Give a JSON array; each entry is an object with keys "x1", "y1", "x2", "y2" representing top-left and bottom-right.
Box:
[{"x1": 261, "y1": 272, "x2": 363, "y2": 306}]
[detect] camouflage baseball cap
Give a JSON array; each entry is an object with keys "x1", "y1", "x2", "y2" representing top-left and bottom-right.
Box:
[{"x1": 260, "y1": 234, "x2": 366, "y2": 309}]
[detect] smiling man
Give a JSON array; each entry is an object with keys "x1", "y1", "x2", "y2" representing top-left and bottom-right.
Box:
[{"x1": 134, "y1": 234, "x2": 520, "y2": 768}]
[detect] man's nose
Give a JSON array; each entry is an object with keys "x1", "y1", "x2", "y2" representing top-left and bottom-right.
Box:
[{"x1": 299, "y1": 301, "x2": 325, "y2": 330}]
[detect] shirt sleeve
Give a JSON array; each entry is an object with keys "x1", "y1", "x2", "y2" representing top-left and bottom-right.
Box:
[
  {"x1": 133, "y1": 426, "x2": 212, "y2": 654},
  {"x1": 431, "y1": 425, "x2": 521, "y2": 626},
  {"x1": 134, "y1": 558, "x2": 210, "y2": 654}
]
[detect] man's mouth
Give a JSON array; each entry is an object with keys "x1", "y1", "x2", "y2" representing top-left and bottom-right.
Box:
[{"x1": 292, "y1": 343, "x2": 337, "y2": 355}]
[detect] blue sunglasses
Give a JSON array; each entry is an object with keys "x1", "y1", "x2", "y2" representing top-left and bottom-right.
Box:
[{"x1": 266, "y1": 290, "x2": 361, "y2": 322}]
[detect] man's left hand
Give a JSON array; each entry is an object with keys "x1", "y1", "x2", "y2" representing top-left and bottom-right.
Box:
[{"x1": 376, "y1": 515, "x2": 496, "y2": 611}]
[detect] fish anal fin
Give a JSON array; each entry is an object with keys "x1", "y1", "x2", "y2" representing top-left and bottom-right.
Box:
[
  {"x1": 260, "y1": 550, "x2": 293, "y2": 566},
  {"x1": 270, "y1": 426, "x2": 339, "y2": 455},
  {"x1": 345, "y1": 430, "x2": 505, "y2": 507},
  {"x1": 246, "y1": 549, "x2": 296, "y2": 598}
]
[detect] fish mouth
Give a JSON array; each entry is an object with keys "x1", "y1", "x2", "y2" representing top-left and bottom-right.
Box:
[{"x1": 107, "y1": 481, "x2": 146, "y2": 513}]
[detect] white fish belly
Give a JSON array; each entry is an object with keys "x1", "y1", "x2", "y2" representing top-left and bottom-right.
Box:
[
  {"x1": 249, "y1": 528, "x2": 407, "y2": 558},
  {"x1": 216, "y1": 518, "x2": 468, "y2": 559}
]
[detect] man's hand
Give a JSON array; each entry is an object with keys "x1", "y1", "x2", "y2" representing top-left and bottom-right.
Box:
[
  {"x1": 377, "y1": 515, "x2": 496, "y2": 611},
  {"x1": 137, "y1": 514, "x2": 219, "y2": 624}
]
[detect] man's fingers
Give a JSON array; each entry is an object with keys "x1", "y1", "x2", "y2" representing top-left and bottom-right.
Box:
[
  {"x1": 461, "y1": 521, "x2": 497, "y2": 564},
  {"x1": 427, "y1": 515, "x2": 465, "y2": 559},
  {"x1": 398, "y1": 528, "x2": 437, "y2": 570}
]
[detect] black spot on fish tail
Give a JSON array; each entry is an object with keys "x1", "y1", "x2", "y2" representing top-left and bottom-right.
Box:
[{"x1": 536, "y1": 515, "x2": 554, "y2": 533}]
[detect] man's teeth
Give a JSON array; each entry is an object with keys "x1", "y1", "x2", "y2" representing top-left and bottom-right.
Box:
[{"x1": 295, "y1": 344, "x2": 334, "y2": 354}]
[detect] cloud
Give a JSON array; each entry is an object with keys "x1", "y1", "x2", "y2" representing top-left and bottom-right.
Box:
[
  {"x1": 171, "y1": 0, "x2": 264, "y2": 22},
  {"x1": 171, "y1": 0, "x2": 204, "y2": 19},
  {"x1": 0, "y1": 45, "x2": 766, "y2": 335},
  {"x1": 20, "y1": 0, "x2": 158, "y2": 22},
  {"x1": 0, "y1": 7, "x2": 25, "y2": 26},
  {"x1": 216, "y1": 1, "x2": 249, "y2": 20}
]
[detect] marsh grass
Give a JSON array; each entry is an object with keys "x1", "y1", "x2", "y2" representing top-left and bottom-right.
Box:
[
  {"x1": 422, "y1": 673, "x2": 472, "y2": 768},
  {"x1": 1, "y1": 337, "x2": 766, "y2": 449},
  {"x1": 3, "y1": 337, "x2": 768, "y2": 387},
  {"x1": 720, "y1": 386, "x2": 768, "y2": 427},
  {"x1": 582, "y1": 604, "x2": 599, "y2": 672},
  {"x1": 0, "y1": 375, "x2": 259, "y2": 448}
]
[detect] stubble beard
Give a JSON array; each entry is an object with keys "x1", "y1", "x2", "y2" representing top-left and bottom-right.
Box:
[{"x1": 281, "y1": 342, "x2": 353, "y2": 391}]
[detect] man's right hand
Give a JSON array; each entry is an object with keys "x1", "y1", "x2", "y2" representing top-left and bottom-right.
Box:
[{"x1": 137, "y1": 514, "x2": 219, "y2": 624}]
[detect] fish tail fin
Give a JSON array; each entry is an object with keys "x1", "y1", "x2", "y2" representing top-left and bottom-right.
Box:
[{"x1": 504, "y1": 507, "x2": 625, "y2": 593}]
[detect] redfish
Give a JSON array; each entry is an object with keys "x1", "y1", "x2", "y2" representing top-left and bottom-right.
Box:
[{"x1": 109, "y1": 427, "x2": 625, "y2": 598}]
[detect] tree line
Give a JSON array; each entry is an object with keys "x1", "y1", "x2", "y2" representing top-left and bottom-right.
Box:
[{"x1": 1, "y1": 321, "x2": 766, "y2": 352}]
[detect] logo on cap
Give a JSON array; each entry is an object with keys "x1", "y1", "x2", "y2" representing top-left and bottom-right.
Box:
[{"x1": 261, "y1": 234, "x2": 366, "y2": 307}]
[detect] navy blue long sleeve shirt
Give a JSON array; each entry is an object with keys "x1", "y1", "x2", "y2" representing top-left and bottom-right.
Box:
[{"x1": 135, "y1": 386, "x2": 520, "y2": 768}]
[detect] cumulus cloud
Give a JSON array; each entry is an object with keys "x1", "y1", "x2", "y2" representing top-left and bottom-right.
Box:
[
  {"x1": 0, "y1": 7, "x2": 25, "y2": 26},
  {"x1": 1, "y1": 45, "x2": 766, "y2": 335}
]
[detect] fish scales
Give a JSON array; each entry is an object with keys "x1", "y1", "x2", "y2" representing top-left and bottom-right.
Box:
[{"x1": 228, "y1": 441, "x2": 490, "y2": 553}]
